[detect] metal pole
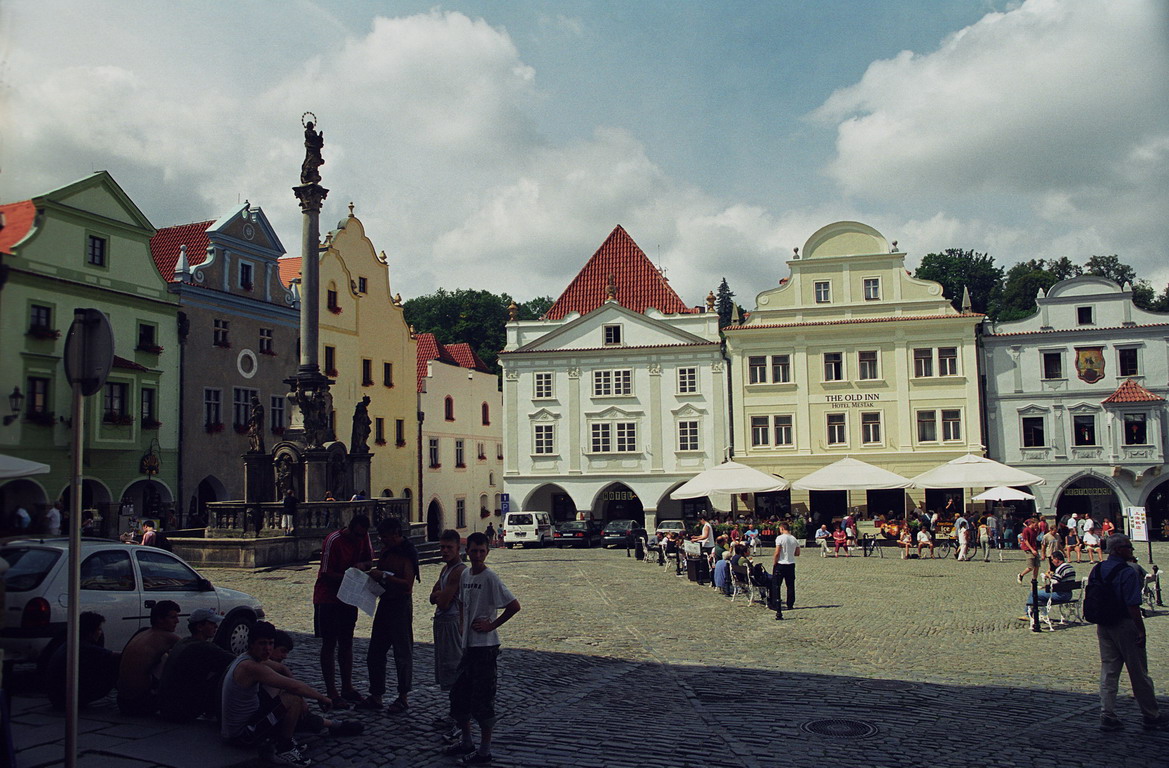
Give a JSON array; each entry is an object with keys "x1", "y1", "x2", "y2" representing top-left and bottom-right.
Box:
[
  {"x1": 1030, "y1": 576, "x2": 1042, "y2": 633},
  {"x1": 65, "y1": 381, "x2": 83, "y2": 768}
]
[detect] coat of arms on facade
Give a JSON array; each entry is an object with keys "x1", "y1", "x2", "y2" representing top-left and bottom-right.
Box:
[{"x1": 1075, "y1": 346, "x2": 1106, "y2": 383}]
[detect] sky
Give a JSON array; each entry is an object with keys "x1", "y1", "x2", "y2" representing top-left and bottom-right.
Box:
[{"x1": 1, "y1": 0, "x2": 1167, "y2": 307}]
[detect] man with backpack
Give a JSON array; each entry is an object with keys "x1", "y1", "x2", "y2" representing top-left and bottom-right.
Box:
[{"x1": 1088, "y1": 534, "x2": 1169, "y2": 732}]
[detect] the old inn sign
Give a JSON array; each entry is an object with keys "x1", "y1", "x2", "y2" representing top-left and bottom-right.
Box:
[{"x1": 825, "y1": 393, "x2": 882, "y2": 408}]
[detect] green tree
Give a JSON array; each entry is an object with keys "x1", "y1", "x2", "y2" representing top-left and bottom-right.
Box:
[
  {"x1": 1047, "y1": 256, "x2": 1081, "y2": 281},
  {"x1": 715, "y1": 277, "x2": 735, "y2": 327},
  {"x1": 1083, "y1": 254, "x2": 1162, "y2": 310},
  {"x1": 517, "y1": 295, "x2": 554, "y2": 320},
  {"x1": 992, "y1": 260, "x2": 1060, "y2": 321},
  {"x1": 913, "y1": 249, "x2": 1003, "y2": 315}
]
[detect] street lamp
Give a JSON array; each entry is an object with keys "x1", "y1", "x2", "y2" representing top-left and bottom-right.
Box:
[{"x1": 3, "y1": 386, "x2": 24, "y2": 425}]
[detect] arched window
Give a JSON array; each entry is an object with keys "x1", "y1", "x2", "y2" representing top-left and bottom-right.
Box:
[
  {"x1": 444, "y1": 396, "x2": 455, "y2": 421},
  {"x1": 481, "y1": 402, "x2": 490, "y2": 425}
]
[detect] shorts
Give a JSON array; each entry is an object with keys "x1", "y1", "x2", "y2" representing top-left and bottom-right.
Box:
[
  {"x1": 225, "y1": 689, "x2": 286, "y2": 747},
  {"x1": 433, "y1": 614, "x2": 464, "y2": 691},
  {"x1": 450, "y1": 645, "x2": 500, "y2": 728},
  {"x1": 314, "y1": 602, "x2": 359, "y2": 641},
  {"x1": 1026, "y1": 553, "x2": 1040, "y2": 570}
]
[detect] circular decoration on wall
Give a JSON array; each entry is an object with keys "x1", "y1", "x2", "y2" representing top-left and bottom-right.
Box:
[
  {"x1": 928, "y1": 284, "x2": 941, "y2": 295},
  {"x1": 759, "y1": 296, "x2": 769, "y2": 305},
  {"x1": 243, "y1": 223, "x2": 255, "y2": 241},
  {"x1": 237, "y1": 349, "x2": 258, "y2": 379}
]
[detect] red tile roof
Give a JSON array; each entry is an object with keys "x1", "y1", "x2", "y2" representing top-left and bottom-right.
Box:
[
  {"x1": 445, "y1": 342, "x2": 490, "y2": 372},
  {"x1": 1102, "y1": 378, "x2": 1165, "y2": 404},
  {"x1": 149, "y1": 220, "x2": 213, "y2": 281},
  {"x1": 278, "y1": 256, "x2": 303, "y2": 287},
  {"x1": 501, "y1": 341, "x2": 720, "y2": 357},
  {"x1": 0, "y1": 200, "x2": 37, "y2": 255},
  {"x1": 112, "y1": 355, "x2": 150, "y2": 372},
  {"x1": 416, "y1": 332, "x2": 460, "y2": 392},
  {"x1": 724, "y1": 312, "x2": 983, "y2": 332},
  {"x1": 545, "y1": 225, "x2": 694, "y2": 320},
  {"x1": 987, "y1": 323, "x2": 1169, "y2": 337}
]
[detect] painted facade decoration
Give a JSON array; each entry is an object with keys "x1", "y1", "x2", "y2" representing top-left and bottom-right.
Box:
[
  {"x1": 500, "y1": 226, "x2": 727, "y2": 529},
  {"x1": 724, "y1": 221, "x2": 984, "y2": 523},
  {"x1": 982, "y1": 276, "x2": 1169, "y2": 537},
  {"x1": 0, "y1": 172, "x2": 179, "y2": 535}
]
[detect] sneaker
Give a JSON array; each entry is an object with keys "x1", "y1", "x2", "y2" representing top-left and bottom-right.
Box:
[
  {"x1": 1017, "y1": 574, "x2": 1024, "y2": 584},
  {"x1": 1100, "y1": 716, "x2": 1125, "y2": 732},
  {"x1": 270, "y1": 745, "x2": 312, "y2": 767},
  {"x1": 1142, "y1": 715, "x2": 1169, "y2": 731},
  {"x1": 459, "y1": 752, "x2": 493, "y2": 765}
]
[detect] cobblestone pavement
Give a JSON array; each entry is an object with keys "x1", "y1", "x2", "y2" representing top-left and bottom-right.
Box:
[{"x1": 12, "y1": 541, "x2": 1169, "y2": 767}]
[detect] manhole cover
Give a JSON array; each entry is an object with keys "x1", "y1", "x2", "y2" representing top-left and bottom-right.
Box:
[
  {"x1": 799, "y1": 719, "x2": 879, "y2": 738},
  {"x1": 857, "y1": 679, "x2": 918, "y2": 691}
]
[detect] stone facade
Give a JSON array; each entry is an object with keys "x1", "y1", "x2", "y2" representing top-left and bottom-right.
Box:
[
  {"x1": 417, "y1": 334, "x2": 504, "y2": 540},
  {"x1": 151, "y1": 204, "x2": 298, "y2": 526},
  {"x1": 982, "y1": 275, "x2": 1169, "y2": 536},
  {"x1": 0, "y1": 172, "x2": 179, "y2": 534},
  {"x1": 724, "y1": 221, "x2": 984, "y2": 522}
]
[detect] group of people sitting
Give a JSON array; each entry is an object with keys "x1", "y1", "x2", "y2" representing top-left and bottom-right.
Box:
[{"x1": 46, "y1": 602, "x2": 364, "y2": 766}]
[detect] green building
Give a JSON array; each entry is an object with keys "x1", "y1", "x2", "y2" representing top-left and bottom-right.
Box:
[{"x1": 0, "y1": 172, "x2": 180, "y2": 535}]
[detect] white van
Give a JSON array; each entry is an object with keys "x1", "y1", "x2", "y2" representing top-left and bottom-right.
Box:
[{"x1": 502, "y1": 511, "x2": 553, "y2": 548}]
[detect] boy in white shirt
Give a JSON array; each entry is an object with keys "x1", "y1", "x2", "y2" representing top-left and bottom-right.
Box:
[{"x1": 444, "y1": 532, "x2": 521, "y2": 765}]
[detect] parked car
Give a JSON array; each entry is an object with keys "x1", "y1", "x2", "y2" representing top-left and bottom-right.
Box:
[
  {"x1": 0, "y1": 538, "x2": 265, "y2": 667},
  {"x1": 502, "y1": 511, "x2": 554, "y2": 548},
  {"x1": 552, "y1": 520, "x2": 603, "y2": 548},
  {"x1": 601, "y1": 519, "x2": 645, "y2": 547},
  {"x1": 656, "y1": 520, "x2": 688, "y2": 538}
]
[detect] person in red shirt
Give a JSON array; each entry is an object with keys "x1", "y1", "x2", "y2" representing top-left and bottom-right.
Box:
[
  {"x1": 1017, "y1": 518, "x2": 1041, "y2": 584},
  {"x1": 313, "y1": 514, "x2": 373, "y2": 708}
]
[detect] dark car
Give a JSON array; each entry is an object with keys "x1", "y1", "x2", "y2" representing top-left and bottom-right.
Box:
[
  {"x1": 602, "y1": 519, "x2": 644, "y2": 547},
  {"x1": 552, "y1": 520, "x2": 603, "y2": 548}
]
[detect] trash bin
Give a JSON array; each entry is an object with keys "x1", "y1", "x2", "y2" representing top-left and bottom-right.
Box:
[{"x1": 687, "y1": 554, "x2": 710, "y2": 584}]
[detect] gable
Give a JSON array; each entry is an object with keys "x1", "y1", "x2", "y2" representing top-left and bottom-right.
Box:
[
  {"x1": 40, "y1": 171, "x2": 154, "y2": 233},
  {"x1": 584, "y1": 405, "x2": 645, "y2": 420},
  {"x1": 515, "y1": 302, "x2": 714, "y2": 353}
]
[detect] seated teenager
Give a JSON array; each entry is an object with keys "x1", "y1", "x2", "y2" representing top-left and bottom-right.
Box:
[
  {"x1": 117, "y1": 600, "x2": 181, "y2": 715},
  {"x1": 158, "y1": 608, "x2": 235, "y2": 722},
  {"x1": 47, "y1": 611, "x2": 120, "y2": 709}
]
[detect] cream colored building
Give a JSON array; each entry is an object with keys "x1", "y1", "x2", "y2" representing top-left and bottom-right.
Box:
[
  {"x1": 417, "y1": 333, "x2": 504, "y2": 541},
  {"x1": 724, "y1": 221, "x2": 984, "y2": 522},
  {"x1": 279, "y1": 208, "x2": 417, "y2": 508}
]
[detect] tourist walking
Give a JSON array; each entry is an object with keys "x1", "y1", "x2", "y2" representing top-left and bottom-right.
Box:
[{"x1": 771, "y1": 523, "x2": 800, "y2": 620}]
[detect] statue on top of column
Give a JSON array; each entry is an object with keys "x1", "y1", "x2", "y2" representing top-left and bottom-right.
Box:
[{"x1": 301, "y1": 120, "x2": 325, "y2": 185}]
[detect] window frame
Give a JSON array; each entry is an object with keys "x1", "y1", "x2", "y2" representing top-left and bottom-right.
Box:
[
  {"x1": 534, "y1": 372, "x2": 553, "y2": 399},
  {"x1": 771, "y1": 355, "x2": 791, "y2": 384},
  {"x1": 913, "y1": 348, "x2": 934, "y2": 378},
  {"x1": 773, "y1": 415, "x2": 793, "y2": 446},
  {"x1": 270, "y1": 395, "x2": 286, "y2": 431},
  {"x1": 1118, "y1": 347, "x2": 1140, "y2": 377},
  {"x1": 862, "y1": 277, "x2": 880, "y2": 301},
  {"x1": 916, "y1": 410, "x2": 938, "y2": 443},
  {"x1": 814, "y1": 281, "x2": 831, "y2": 304},
  {"x1": 826, "y1": 413, "x2": 847, "y2": 445},
  {"x1": 861, "y1": 411, "x2": 881, "y2": 444},
  {"x1": 232, "y1": 387, "x2": 258, "y2": 428},
  {"x1": 203, "y1": 388, "x2": 222, "y2": 427},
  {"x1": 748, "y1": 356, "x2": 767, "y2": 385},
  {"x1": 534, "y1": 422, "x2": 557, "y2": 455},
  {"x1": 259, "y1": 328, "x2": 274, "y2": 354},
  {"x1": 603, "y1": 324, "x2": 623, "y2": 346},
  {"x1": 592, "y1": 369, "x2": 632, "y2": 397},
  {"x1": 1042, "y1": 351, "x2": 1064, "y2": 380},
  {"x1": 823, "y1": 352, "x2": 844, "y2": 382},
  {"x1": 937, "y1": 347, "x2": 958, "y2": 377},
  {"x1": 103, "y1": 381, "x2": 129, "y2": 420},
  {"x1": 941, "y1": 409, "x2": 962, "y2": 441},
  {"x1": 1021, "y1": 416, "x2": 1046, "y2": 448},
  {"x1": 428, "y1": 438, "x2": 441, "y2": 468},
  {"x1": 677, "y1": 420, "x2": 700, "y2": 452},
  {"x1": 857, "y1": 350, "x2": 879, "y2": 381},
  {"x1": 677, "y1": 367, "x2": 698, "y2": 394},
  {"x1": 86, "y1": 234, "x2": 108, "y2": 267},
  {"x1": 750, "y1": 416, "x2": 769, "y2": 447},
  {"x1": 1077, "y1": 306, "x2": 1094, "y2": 325},
  {"x1": 1124, "y1": 413, "x2": 1148, "y2": 445},
  {"x1": 1073, "y1": 414, "x2": 1096, "y2": 446},
  {"x1": 383, "y1": 362, "x2": 394, "y2": 388}
]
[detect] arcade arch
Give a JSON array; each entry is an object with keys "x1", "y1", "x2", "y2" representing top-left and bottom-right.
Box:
[{"x1": 522, "y1": 484, "x2": 577, "y2": 523}]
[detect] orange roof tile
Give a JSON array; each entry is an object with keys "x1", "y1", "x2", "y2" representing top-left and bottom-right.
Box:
[
  {"x1": 278, "y1": 256, "x2": 303, "y2": 287},
  {"x1": 545, "y1": 225, "x2": 694, "y2": 320},
  {"x1": 445, "y1": 342, "x2": 490, "y2": 372},
  {"x1": 1102, "y1": 378, "x2": 1165, "y2": 404},
  {"x1": 0, "y1": 200, "x2": 37, "y2": 255},
  {"x1": 416, "y1": 332, "x2": 460, "y2": 392},
  {"x1": 149, "y1": 220, "x2": 213, "y2": 281}
]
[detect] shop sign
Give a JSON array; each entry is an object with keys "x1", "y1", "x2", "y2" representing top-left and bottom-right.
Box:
[{"x1": 826, "y1": 393, "x2": 881, "y2": 409}]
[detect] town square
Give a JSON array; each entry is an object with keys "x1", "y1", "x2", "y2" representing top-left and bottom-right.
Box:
[{"x1": 2, "y1": 1, "x2": 1168, "y2": 766}]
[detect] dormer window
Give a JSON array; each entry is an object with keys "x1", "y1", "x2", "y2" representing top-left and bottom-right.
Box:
[
  {"x1": 357, "y1": 276, "x2": 368, "y2": 294},
  {"x1": 863, "y1": 277, "x2": 880, "y2": 301},
  {"x1": 1077, "y1": 306, "x2": 1094, "y2": 325},
  {"x1": 603, "y1": 324, "x2": 622, "y2": 345},
  {"x1": 239, "y1": 262, "x2": 254, "y2": 291},
  {"x1": 814, "y1": 281, "x2": 831, "y2": 304}
]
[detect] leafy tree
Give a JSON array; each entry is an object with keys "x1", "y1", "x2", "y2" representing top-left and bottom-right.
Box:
[
  {"x1": 992, "y1": 260, "x2": 1060, "y2": 321},
  {"x1": 1047, "y1": 256, "x2": 1082, "y2": 281},
  {"x1": 517, "y1": 296, "x2": 554, "y2": 320},
  {"x1": 913, "y1": 249, "x2": 1003, "y2": 315},
  {"x1": 715, "y1": 277, "x2": 735, "y2": 327},
  {"x1": 1083, "y1": 254, "x2": 1137, "y2": 286}
]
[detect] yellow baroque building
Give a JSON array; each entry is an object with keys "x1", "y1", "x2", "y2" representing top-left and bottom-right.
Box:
[
  {"x1": 279, "y1": 208, "x2": 417, "y2": 511},
  {"x1": 724, "y1": 221, "x2": 984, "y2": 521}
]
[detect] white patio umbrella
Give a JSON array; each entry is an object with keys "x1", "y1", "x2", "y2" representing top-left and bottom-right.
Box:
[
  {"x1": 910, "y1": 454, "x2": 1044, "y2": 489},
  {"x1": 670, "y1": 461, "x2": 788, "y2": 499},
  {"x1": 972, "y1": 486, "x2": 1036, "y2": 502},
  {"x1": 0, "y1": 453, "x2": 50, "y2": 481},
  {"x1": 792, "y1": 457, "x2": 911, "y2": 491}
]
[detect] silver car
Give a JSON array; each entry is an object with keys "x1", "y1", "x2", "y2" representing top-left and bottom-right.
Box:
[{"x1": 0, "y1": 538, "x2": 265, "y2": 665}]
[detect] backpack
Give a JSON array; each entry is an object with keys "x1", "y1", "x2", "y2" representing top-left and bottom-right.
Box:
[{"x1": 1083, "y1": 564, "x2": 1128, "y2": 626}]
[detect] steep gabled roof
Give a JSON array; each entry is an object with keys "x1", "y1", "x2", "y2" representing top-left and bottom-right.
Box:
[
  {"x1": 0, "y1": 200, "x2": 36, "y2": 255},
  {"x1": 278, "y1": 256, "x2": 303, "y2": 287},
  {"x1": 445, "y1": 342, "x2": 490, "y2": 373},
  {"x1": 545, "y1": 225, "x2": 693, "y2": 320},
  {"x1": 149, "y1": 220, "x2": 214, "y2": 281},
  {"x1": 1102, "y1": 378, "x2": 1165, "y2": 404},
  {"x1": 416, "y1": 332, "x2": 459, "y2": 391}
]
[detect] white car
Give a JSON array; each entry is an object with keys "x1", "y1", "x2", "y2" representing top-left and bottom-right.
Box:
[
  {"x1": 0, "y1": 538, "x2": 265, "y2": 665},
  {"x1": 655, "y1": 520, "x2": 688, "y2": 538}
]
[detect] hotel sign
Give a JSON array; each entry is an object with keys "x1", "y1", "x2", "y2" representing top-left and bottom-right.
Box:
[{"x1": 825, "y1": 393, "x2": 882, "y2": 409}]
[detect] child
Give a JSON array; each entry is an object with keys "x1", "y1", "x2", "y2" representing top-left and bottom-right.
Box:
[
  {"x1": 429, "y1": 529, "x2": 466, "y2": 734},
  {"x1": 444, "y1": 532, "x2": 521, "y2": 765}
]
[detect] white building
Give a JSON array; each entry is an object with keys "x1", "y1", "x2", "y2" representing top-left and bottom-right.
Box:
[
  {"x1": 417, "y1": 333, "x2": 504, "y2": 541},
  {"x1": 500, "y1": 226, "x2": 728, "y2": 529},
  {"x1": 982, "y1": 276, "x2": 1169, "y2": 536}
]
